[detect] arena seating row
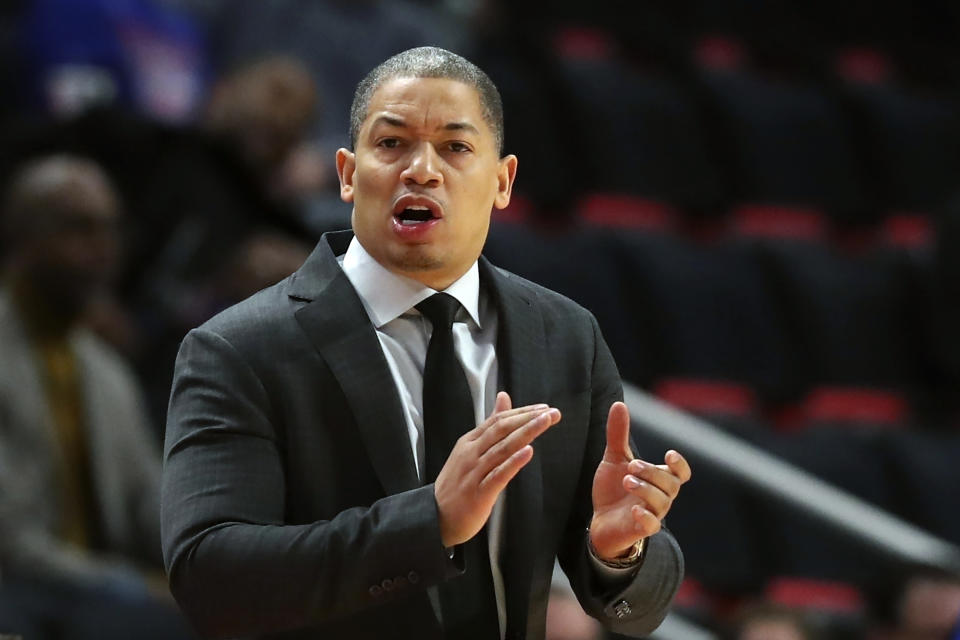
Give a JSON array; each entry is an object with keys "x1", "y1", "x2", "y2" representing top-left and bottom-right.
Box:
[
  {"x1": 485, "y1": 217, "x2": 960, "y2": 620},
  {"x1": 482, "y1": 13, "x2": 960, "y2": 630},
  {"x1": 631, "y1": 403, "x2": 960, "y2": 630},
  {"x1": 514, "y1": 0, "x2": 960, "y2": 90},
  {"x1": 484, "y1": 221, "x2": 956, "y2": 429},
  {"x1": 491, "y1": 24, "x2": 960, "y2": 236}
]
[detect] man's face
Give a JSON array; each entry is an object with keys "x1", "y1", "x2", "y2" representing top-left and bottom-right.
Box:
[
  {"x1": 23, "y1": 173, "x2": 120, "y2": 313},
  {"x1": 337, "y1": 76, "x2": 517, "y2": 290}
]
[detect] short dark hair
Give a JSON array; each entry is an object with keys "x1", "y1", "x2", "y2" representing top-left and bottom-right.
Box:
[{"x1": 349, "y1": 46, "x2": 505, "y2": 155}]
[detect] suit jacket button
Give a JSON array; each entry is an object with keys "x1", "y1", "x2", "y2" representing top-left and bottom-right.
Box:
[
  {"x1": 613, "y1": 600, "x2": 632, "y2": 619},
  {"x1": 369, "y1": 585, "x2": 383, "y2": 597},
  {"x1": 408, "y1": 571, "x2": 420, "y2": 584},
  {"x1": 381, "y1": 578, "x2": 394, "y2": 591}
]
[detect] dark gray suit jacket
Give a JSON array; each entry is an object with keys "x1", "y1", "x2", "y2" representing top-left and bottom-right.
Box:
[{"x1": 161, "y1": 231, "x2": 683, "y2": 639}]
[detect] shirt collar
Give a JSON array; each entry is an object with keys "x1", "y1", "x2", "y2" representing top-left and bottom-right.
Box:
[{"x1": 340, "y1": 236, "x2": 482, "y2": 329}]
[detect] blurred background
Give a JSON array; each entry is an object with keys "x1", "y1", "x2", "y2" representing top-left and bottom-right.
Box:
[{"x1": 1, "y1": 0, "x2": 960, "y2": 639}]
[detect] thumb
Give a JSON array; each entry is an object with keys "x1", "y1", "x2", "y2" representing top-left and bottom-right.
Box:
[
  {"x1": 603, "y1": 402, "x2": 633, "y2": 463},
  {"x1": 495, "y1": 391, "x2": 512, "y2": 413}
]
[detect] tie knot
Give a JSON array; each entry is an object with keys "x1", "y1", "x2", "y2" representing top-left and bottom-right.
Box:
[{"x1": 416, "y1": 293, "x2": 461, "y2": 330}]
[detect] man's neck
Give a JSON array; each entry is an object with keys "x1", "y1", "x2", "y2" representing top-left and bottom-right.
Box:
[{"x1": 340, "y1": 236, "x2": 482, "y2": 329}]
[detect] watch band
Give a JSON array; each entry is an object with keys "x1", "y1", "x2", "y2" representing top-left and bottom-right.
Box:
[{"x1": 588, "y1": 533, "x2": 647, "y2": 569}]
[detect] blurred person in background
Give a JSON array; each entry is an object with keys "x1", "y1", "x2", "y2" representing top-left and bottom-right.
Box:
[
  {"x1": 867, "y1": 566, "x2": 960, "y2": 640},
  {"x1": 172, "y1": 0, "x2": 473, "y2": 234},
  {"x1": 128, "y1": 54, "x2": 318, "y2": 295},
  {"x1": 545, "y1": 564, "x2": 603, "y2": 640},
  {"x1": 191, "y1": 0, "x2": 467, "y2": 155},
  {"x1": 0, "y1": 155, "x2": 192, "y2": 639},
  {"x1": 731, "y1": 604, "x2": 819, "y2": 640},
  {"x1": 17, "y1": 0, "x2": 207, "y2": 122},
  {"x1": 124, "y1": 54, "x2": 318, "y2": 426},
  {"x1": 890, "y1": 568, "x2": 960, "y2": 640},
  {"x1": 203, "y1": 55, "x2": 322, "y2": 201}
]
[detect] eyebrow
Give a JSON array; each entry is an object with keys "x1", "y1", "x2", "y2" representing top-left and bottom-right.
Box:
[
  {"x1": 373, "y1": 116, "x2": 407, "y2": 129},
  {"x1": 371, "y1": 116, "x2": 480, "y2": 136},
  {"x1": 442, "y1": 121, "x2": 481, "y2": 135}
]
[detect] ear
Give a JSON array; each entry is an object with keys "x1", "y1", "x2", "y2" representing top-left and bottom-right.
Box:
[
  {"x1": 493, "y1": 154, "x2": 518, "y2": 210},
  {"x1": 336, "y1": 148, "x2": 356, "y2": 203}
]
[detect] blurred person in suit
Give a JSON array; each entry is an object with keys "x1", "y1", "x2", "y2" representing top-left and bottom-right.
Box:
[
  {"x1": 162, "y1": 47, "x2": 689, "y2": 639},
  {"x1": 0, "y1": 155, "x2": 192, "y2": 639}
]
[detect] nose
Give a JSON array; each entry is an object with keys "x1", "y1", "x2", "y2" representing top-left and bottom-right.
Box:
[{"x1": 400, "y1": 141, "x2": 443, "y2": 187}]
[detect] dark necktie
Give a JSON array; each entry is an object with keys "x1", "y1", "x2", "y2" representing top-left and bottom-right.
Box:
[{"x1": 416, "y1": 293, "x2": 500, "y2": 639}]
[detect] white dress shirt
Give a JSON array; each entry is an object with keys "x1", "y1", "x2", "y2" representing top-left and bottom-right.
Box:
[
  {"x1": 339, "y1": 237, "x2": 508, "y2": 635},
  {"x1": 340, "y1": 237, "x2": 498, "y2": 479}
]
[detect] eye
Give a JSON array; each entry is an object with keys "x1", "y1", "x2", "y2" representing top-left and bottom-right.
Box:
[
  {"x1": 377, "y1": 138, "x2": 401, "y2": 149},
  {"x1": 447, "y1": 141, "x2": 472, "y2": 153}
]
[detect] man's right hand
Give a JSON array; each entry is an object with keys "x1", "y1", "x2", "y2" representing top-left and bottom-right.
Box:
[{"x1": 434, "y1": 391, "x2": 560, "y2": 548}]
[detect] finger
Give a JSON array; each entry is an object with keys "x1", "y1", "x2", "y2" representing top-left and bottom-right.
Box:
[
  {"x1": 627, "y1": 459, "x2": 682, "y2": 500},
  {"x1": 665, "y1": 450, "x2": 692, "y2": 484},
  {"x1": 495, "y1": 390, "x2": 512, "y2": 414},
  {"x1": 478, "y1": 444, "x2": 534, "y2": 493},
  {"x1": 622, "y1": 474, "x2": 672, "y2": 519},
  {"x1": 590, "y1": 503, "x2": 657, "y2": 557},
  {"x1": 603, "y1": 402, "x2": 633, "y2": 463},
  {"x1": 475, "y1": 405, "x2": 554, "y2": 447},
  {"x1": 479, "y1": 408, "x2": 560, "y2": 470},
  {"x1": 469, "y1": 403, "x2": 548, "y2": 440},
  {"x1": 631, "y1": 504, "x2": 662, "y2": 537}
]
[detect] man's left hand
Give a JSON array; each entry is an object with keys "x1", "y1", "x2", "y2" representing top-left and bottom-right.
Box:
[{"x1": 589, "y1": 402, "x2": 691, "y2": 561}]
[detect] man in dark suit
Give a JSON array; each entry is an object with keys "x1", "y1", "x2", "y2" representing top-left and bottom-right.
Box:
[{"x1": 161, "y1": 47, "x2": 690, "y2": 639}]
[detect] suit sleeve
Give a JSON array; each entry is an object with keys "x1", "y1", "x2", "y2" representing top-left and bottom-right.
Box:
[
  {"x1": 557, "y1": 314, "x2": 684, "y2": 637},
  {"x1": 161, "y1": 328, "x2": 460, "y2": 638}
]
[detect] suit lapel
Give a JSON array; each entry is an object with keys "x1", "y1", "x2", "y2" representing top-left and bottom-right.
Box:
[
  {"x1": 292, "y1": 232, "x2": 419, "y2": 496},
  {"x1": 482, "y1": 259, "x2": 546, "y2": 639}
]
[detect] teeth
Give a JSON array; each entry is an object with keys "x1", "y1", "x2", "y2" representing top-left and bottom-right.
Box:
[{"x1": 406, "y1": 205, "x2": 430, "y2": 210}]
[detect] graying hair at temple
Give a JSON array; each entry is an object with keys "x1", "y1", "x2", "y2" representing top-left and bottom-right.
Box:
[{"x1": 348, "y1": 46, "x2": 505, "y2": 156}]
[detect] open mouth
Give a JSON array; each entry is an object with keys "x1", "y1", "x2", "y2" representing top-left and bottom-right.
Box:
[
  {"x1": 394, "y1": 205, "x2": 438, "y2": 226},
  {"x1": 392, "y1": 195, "x2": 443, "y2": 227}
]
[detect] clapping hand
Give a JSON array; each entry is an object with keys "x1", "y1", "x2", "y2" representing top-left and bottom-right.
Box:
[{"x1": 434, "y1": 391, "x2": 561, "y2": 548}]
